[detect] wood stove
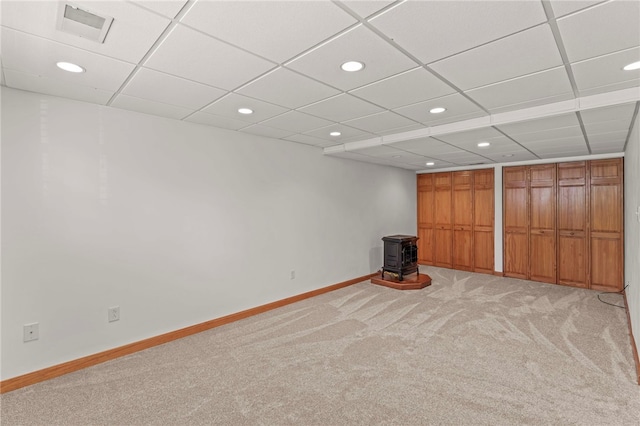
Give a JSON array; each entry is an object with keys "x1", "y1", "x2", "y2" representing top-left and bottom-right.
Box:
[{"x1": 381, "y1": 235, "x2": 419, "y2": 281}]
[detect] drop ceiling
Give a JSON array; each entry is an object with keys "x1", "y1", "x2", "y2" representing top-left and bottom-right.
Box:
[{"x1": 1, "y1": 0, "x2": 639, "y2": 171}]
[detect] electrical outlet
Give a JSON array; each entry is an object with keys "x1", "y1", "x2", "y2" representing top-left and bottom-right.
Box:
[
  {"x1": 23, "y1": 323, "x2": 39, "y2": 342},
  {"x1": 290, "y1": 270, "x2": 295, "y2": 280},
  {"x1": 108, "y1": 306, "x2": 120, "y2": 322}
]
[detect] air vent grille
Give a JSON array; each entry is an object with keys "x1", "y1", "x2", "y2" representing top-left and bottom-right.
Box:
[{"x1": 56, "y1": 3, "x2": 113, "y2": 43}]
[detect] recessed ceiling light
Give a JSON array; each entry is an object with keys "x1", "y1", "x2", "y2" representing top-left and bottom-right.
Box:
[
  {"x1": 426, "y1": 162, "x2": 435, "y2": 166},
  {"x1": 429, "y1": 107, "x2": 446, "y2": 114},
  {"x1": 330, "y1": 131, "x2": 341, "y2": 136},
  {"x1": 56, "y1": 61, "x2": 85, "y2": 73},
  {"x1": 477, "y1": 142, "x2": 491, "y2": 148},
  {"x1": 503, "y1": 153, "x2": 514, "y2": 157},
  {"x1": 392, "y1": 155, "x2": 402, "y2": 158},
  {"x1": 340, "y1": 61, "x2": 364, "y2": 72},
  {"x1": 623, "y1": 61, "x2": 640, "y2": 71},
  {"x1": 238, "y1": 108, "x2": 253, "y2": 115}
]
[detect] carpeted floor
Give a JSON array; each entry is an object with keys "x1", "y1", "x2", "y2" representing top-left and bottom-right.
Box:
[{"x1": 2, "y1": 266, "x2": 639, "y2": 425}]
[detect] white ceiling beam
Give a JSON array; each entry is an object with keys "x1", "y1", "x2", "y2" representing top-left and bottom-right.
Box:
[{"x1": 324, "y1": 87, "x2": 640, "y2": 155}]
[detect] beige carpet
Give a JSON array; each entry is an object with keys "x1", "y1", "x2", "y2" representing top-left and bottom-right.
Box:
[{"x1": 2, "y1": 266, "x2": 639, "y2": 425}]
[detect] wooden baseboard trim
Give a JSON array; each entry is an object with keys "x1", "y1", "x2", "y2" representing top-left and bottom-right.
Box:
[
  {"x1": 0, "y1": 272, "x2": 377, "y2": 394},
  {"x1": 622, "y1": 289, "x2": 640, "y2": 385},
  {"x1": 493, "y1": 271, "x2": 504, "y2": 277}
]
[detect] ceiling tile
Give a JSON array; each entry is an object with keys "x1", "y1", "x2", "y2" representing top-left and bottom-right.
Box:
[
  {"x1": 239, "y1": 124, "x2": 295, "y2": 139},
  {"x1": 145, "y1": 24, "x2": 276, "y2": 90},
  {"x1": 304, "y1": 124, "x2": 374, "y2": 141},
  {"x1": 394, "y1": 93, "x2": 487, "y2": 126},
  {"x1": 580, "y1": 103, "x2": 636, "y2": 124},
  {"x1": 260, "y1": 111, "x2": 334, "y2": 134},
  {"x1": 377, "y1": 123, "x2": 424, "y2": 136},
  {"x1": 1, "y1": 0, "x2": 171, "y2": 63},
  {"x1": 587, "y1": 130, "x2": 629, "y2": 144},
  {"x1": 432, "y1": 151, "x2": 494, "y2": 165},
  {"x1": 353, "y1": 144, "x2": 411, "y2": 158},
  {"x1": 580, "y1": 103, "x2": 636, "y2": 141},
  {"x1": 387, "y1": 137, "x2": 458, "y2": 156},
  {"x1": 465, "y1": 67, "x2": 575, "y2": 113},
  {"x1": 430, "y1": 24, "x2": 563, "y2": 90},
  {"x1": 3, "y1": 69, "x2": 114, "y2": 105},
  {"x1": 517, "y1": 135, "x2": 587, "y2": 149},
  {"x1": 122, "y1": 68, "x2": 227, "y2": 109},
  {"x1": 131, "y1": 0, "x2": 189, "y2": 18},
  {"x1": 536, "y1": 146, "x2": 590, "y2": 158},
  {"x1": 1, "y1": 28, "x2": 135, "y2": 91},
  {"x1": 590, "y1": 142, "x2": 626, "y2": 154},
  {"x1": 434, "y1": 130, "x2": 530, "y2": 158},
  {"x1": 298, "y1": 94, "x2": 384, "y2": 122},
  {"x1": 326, "y1": 150, "x2": 383, "y2": 165},
  {"x1": 339, "y1": 1, "x2": 396, "y2": 18},
  {"x1": 342, "y1": 111, "x2": 418, "y2": 134},
  {"x1": 571, "y1": 47, "x2": 640, "y2": 97},
  {"x1": 286, "y1": 25, "x2": 417, "y2": 91},
  {"x1": 350, "y1": 67, "x2": 456, "y2": 109},
  {"x1": 434, "y1": 127, "x2": 505, "y2": 144},
  {"x1": 549, "y1": 1, "x2": 604, "y2": 18},
  {"x1": 202, "y1": 93, "x2": 289, "y2": 124},
  {"x1": 181, "y1": 0, "x2": 357, "y2": 63},
  {"x1": 369, "y1": 1, "x2": 547, "y2": 64},
  {"x1": 284, "y1": 134, "x2": 340, "y2": 148},
  {"x1": 184, "y1": 112, "x2": 250, "y2": 131},
  {"x1": 111, "y1": 94, "x2": 193, "y2": 119},
  {"x1": 507, "y1": 126, "x2": 584, "y2": 144},
  {"x1": 557, "y1": 0, "x2": 640, "y2": 62},
  {"x1": 237, "y1": 68, "x2": 340, "y2": 109},
  {"x1": 496, "y1": 113, "x2": 580, "y2": 135}
]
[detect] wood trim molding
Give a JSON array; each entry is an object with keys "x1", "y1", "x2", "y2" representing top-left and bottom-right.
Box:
[
  {"x1": 494, "y1": 271, "x2": 504, "y2": 277},
  {"x1": 622, "y1": 289, "x2": 640, "y2": 385},
  {"x1": 0, "y1": 272, "x2": 377, "y2": 394}
]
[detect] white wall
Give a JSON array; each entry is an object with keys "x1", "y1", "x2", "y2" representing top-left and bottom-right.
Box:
[
  {"x1": 624, "y1": 108, "x2": 640, "y2": 359},
  {"x1": 0, "y1": 87, "x2": 417, "y2": 380}
]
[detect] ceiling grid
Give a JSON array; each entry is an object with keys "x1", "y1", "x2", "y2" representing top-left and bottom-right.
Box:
[{"x1": 1, "y1": 0, "x2": 638, "y2": 170}]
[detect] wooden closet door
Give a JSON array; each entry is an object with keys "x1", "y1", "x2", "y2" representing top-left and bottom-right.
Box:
[
  {"x1": 473, "y1": 169, "x2": 494, "y2": 274},
  {"x1": 453, "y1": 171, "x2": 473, "y2": 271},
  {"x1": 529, "y1": 165, "x2": 557, "y2": 283},
  {"x1": 503, "y1": 167, "x2": 528, "y2": 279},
  {"x1": 434, "y1": 172, "x2": 453, "y2": 268},
  {"x1": 557, "y1": 162, "x2": 588, "y2": 288},
  {"x1": 417, "y1": 174, "x2": 435, "y2": 265},
  {"x1": 590, "y1": 158, "x2": 623, "y2": 291}
]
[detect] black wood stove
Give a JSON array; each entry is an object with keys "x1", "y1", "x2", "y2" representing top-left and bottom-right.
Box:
[{"x1": 381, "y1": 235, "x2": 419, "y2": 281}]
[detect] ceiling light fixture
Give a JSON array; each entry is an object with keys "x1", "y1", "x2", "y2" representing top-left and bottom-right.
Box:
[
  {"x1": 623, "y1": 60, "x2": 640, "y2": 71},
  {"x1": 477, "y1": 142, "x2": 491, "y2": 148},
  {"x1": 340, "y1": 61, "x2": 364, "y2": 72},
  {"x1": 503, "y1": 154, "x2": 514, "y2": 157},
  {"x1": 429, "y1": 107, "x2": 446, "y2": 114},
  {"x1": 329, "y1": 131, "x2": 342, "y2": 136},
  {"x1": 238, "y1": 108, "x2": 253, "y2": 115},
  {"x1": 426, "y1": 162, "x2": 435, "y2": 166},
  {"x1": 56, "y1": 61, "x2": 85, "y2": 73}
]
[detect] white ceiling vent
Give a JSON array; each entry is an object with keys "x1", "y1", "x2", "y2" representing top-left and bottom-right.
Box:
[{"x1": 56, "y1": 3, "x2": 114, "y2": 43}]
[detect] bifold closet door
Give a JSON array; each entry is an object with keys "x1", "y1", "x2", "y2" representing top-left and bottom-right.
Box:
[
  {"x1": 452, "y1": 171, "x2": 473, "y2": 271},
  {"x1": 417, "y1": 174, "x2": 435, "y2": 265},
  {"x1": 434, "y1": 172, "x2": 453, "y2": 268},
  {"x1": 529, "y1": 165, "x2": 556, "y2": 284},
  {"x1": 557, "y1": 162, "x2": 588, "y2": 288},
  {"x1": 473, "y1": 169, "x2": 494, "y2": 274},
  {"x1": 503, "y1": 167, "x2": 528, "y2": 279},
  {"x1": 589, "y1": 159, "x2": 623, "y2": 291}
]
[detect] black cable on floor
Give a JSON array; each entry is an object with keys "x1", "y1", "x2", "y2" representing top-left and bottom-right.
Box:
[{"x1": 597, "y1": 284, "x2": 629, "y2": 309}]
